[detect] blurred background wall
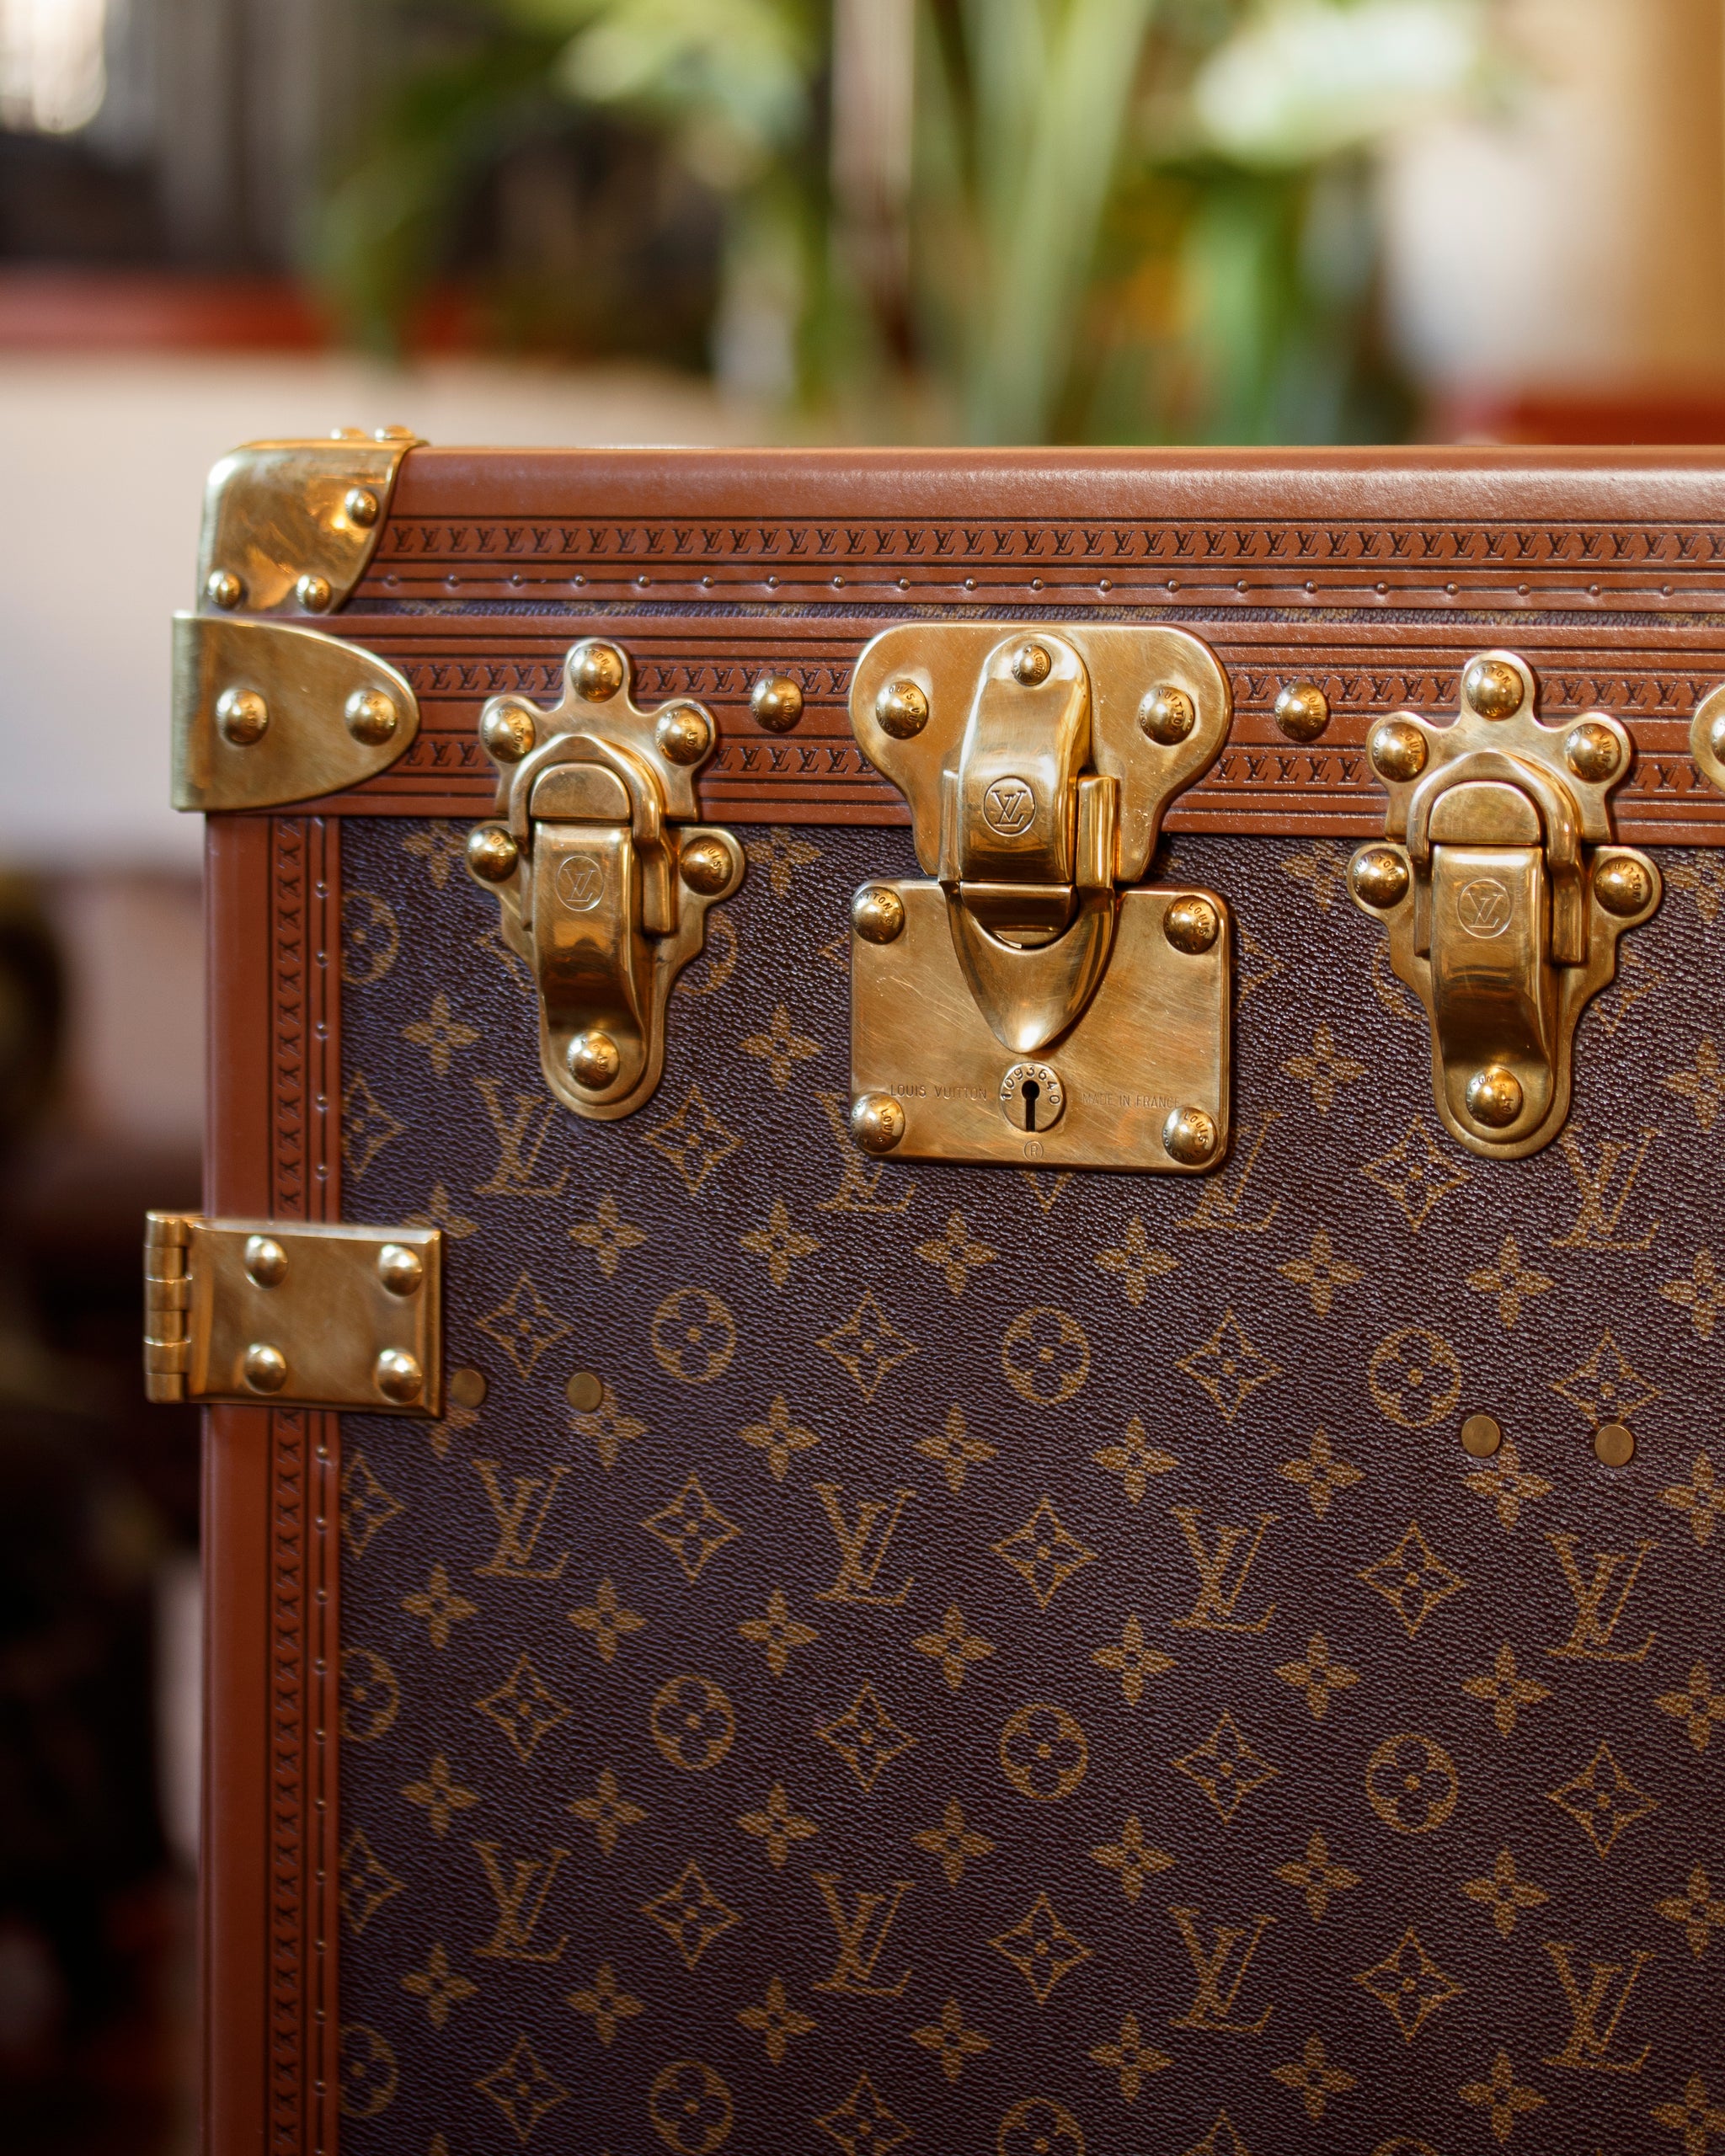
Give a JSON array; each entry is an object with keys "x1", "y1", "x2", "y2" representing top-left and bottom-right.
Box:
[{"x1": 1, "y1": 3, "x2": 1723, "y2": 2151}]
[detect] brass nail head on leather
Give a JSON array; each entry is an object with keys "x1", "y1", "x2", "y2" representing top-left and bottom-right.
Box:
[
  {"x1": 467, "y1": 825, "x2": 519, "y2": 882},
  {"x1": 216, "y1": 686, "x2": 269, "y2": 746},
  {"x1": 656, "y1": 706, "x2": 711, "y2": 764},
  {"x1": 1012, "y1": 642, "x2": 1052, "y2": 687},
  {"x1": 243, "y1": 1234, "x2": 287, "y2": 1288},
  {"x1": 1274, "y1": 679, "x2": 1330, "y2": 743},
  {"x1": 344, "y1": 686, "x2": 398, "y2": 744},
  {"x1": 1370, "y1": 718, "x2": 1428, "y2": 781},
  {"x1": 875, "y1": 679, "x2": 929, "y2": 739},
  {"x1": 1163, "y1": 1105, "x2": 1217, "y2": 1165},
  {"x1": 569, "y1": 640, "x2": 625, "y2": 702},
  {"x1": 206, "y1": 568, "x2": 243, "y2": 609},
  {"x1": 750, "y1": 674, "x2": 804, "y2": 732},
  {"x1": 1464, "y1": 657, "x2": 1525, "y2": 719},
  {"x1": 852, "y1": 885, "x2": 905, "y2": 944},
  {"x1": 1138, "y1": 683, "x2": 1195, "y2": 744},
  {"x1": 1594, "y1": 1420, "x2": 1635, "y2": 1467},
  {"x1": 1594, "y1": 854, "x2": 1653, "y2": 916},
  {"x1": 377, "y1": 1243, "x2": 424, "y2": 1296},
  {"x1": 375, "y1": 1348, "x2": 423, "y2": 1404},
  {"x1": 852, "y1": 1092, "x2": 905, "y2": 1154},
  {"x1": 1163, "y1": 895, "x2": 1219, "y2": 953},
  {"x1": 481, "y1": 702, "x2": 536, "y2": 761},
  {"x1": 295, "y1": 572, "x2": 333, "y2": 613},
  {"x1": 343, "y1": 486, "x2": 380, "y2": 528},
  {"x1": 448, "y1": 1367, "x2": 487, "y2": 1409},
  {"x1": 1466, "y1": 1065, "x2": 1523, "y2": 1128},
  {"x1": 1461, "y1": 1412, "x2": 1502, "y2": 1460},
  {"x1": 1564, "y1": 720, "x2": 1620, "y2": 782},
  {"x1": 567, "y1": 1031, "x2": 622, "y2": 1088},
  {"x1": 566, "y1": 1370, "x2": 604, "y2": 1412},
  {"x1": 243, "y1": 1342, "x2": 288, "y2": 1393},
  {"x1": 679, "y1": 837, "x2": 732, "y2": 895},
  {"x1": 1351, "y1": 846, "x2": 1410, "y2": 908}
]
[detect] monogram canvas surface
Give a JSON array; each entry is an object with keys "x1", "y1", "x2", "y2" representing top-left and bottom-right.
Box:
[{"x1": 331, "y1": 816, "x2": 1725, "y2": 2156}]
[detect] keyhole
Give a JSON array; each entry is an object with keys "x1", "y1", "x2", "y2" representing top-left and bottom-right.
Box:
[
  {"x1": 997, "y1": 1060, "x2": 1065, "y2": 1134},
  {"x1": 1022, "y1": 1080, "x2": 1040, "y2": 1130}
]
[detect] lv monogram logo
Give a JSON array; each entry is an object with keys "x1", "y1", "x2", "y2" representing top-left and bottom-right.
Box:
[
  {"x1": 1176, "y1": 1110, "x2": 1281, "y2": 1234},
  {"x1": 472, "y1": 1460, "x2": 572, "y2": 1581},
  {"x1": 1167, "y1": 1908, "x2": 1275, "y2": 2032},
  {"x1": 1546, "y1": 1535, "x2": 1657, "y2": 1662},
  {"x1": 811, "y1": 1871, "x2": 915, "y2": 1995},
  {"x1": 473, "y1": 1075, "x2": 570, "y2": 1198},
  {"x1": 1547, "y1": 1129, "x2": 1659, "y2": 1251},
  {"x1": 814, "y1": 1091, "x2": 916, "y2": 1214},
  {"x1": 813, "y1": 1482, "x2": 916, "y2": 1606},
  {"x1": 1170, "y1": 1508, "x2": 1279, "y2": 1634},
  {"x1": 1542, "y1": 1943, "x2": 1654, "y2": 2072},
  {"x1": 472, "y1": 1842, "x2": 570, "y2": 1962}
]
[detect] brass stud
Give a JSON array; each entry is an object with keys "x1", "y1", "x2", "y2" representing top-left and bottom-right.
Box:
[
  {"x1": 243, "y1": 1342, "x2": 288, "y2": 1394},
  {"x1": 206, "y1": 568, "x2": 244, "y2": 610},
  {"x1": 851, "y1": 1092, "x2": 905, "y2": 1155},
  {"x1": 1594, "y1": 1421, "x2": 1636, "y2": 1467},
  {"x1": 1463, "y1": 657, "x2": 1525, "y2": 719},
  {"x1": 466, "y1": 825, "x2": 519, "y2": 883},
  {"x1": 377, "y1": 1243, "x2": 424, "y2": 1296},
  {"x1": 243, "y1": 1235, "x2": 287, "y2": 1288},
  {"x1": 216, "y1": 687, "x2": 269, "y2": 747},
  {"x1": 1594, "y1": 853, "x2": 1653, "y2": 916},
  {"x1": 1163, "y1": 1106, "x2": 1217, "y2": 1165},
  {"x1": 1370, "y1": 719, "x2": 1428, "y2": 781},
  {"x1": 874, "y1": 679, "x2": 928, "y2": 739},
  {"x1": 295, "y1": 573, "x2": 333, "y2": 613},
  {"x1": 1709, "y1": 709, "x2": 1725, "y2": 762},
  {"x1": 750, "y1": 675, "x2": 804, "y2": 732},
  {"x1": 1466, "y1": 1065, "x2": 1523, "y2": 1128},
  {"x1": 568, "y1": 1030, "x2": 622, "y2": 1088},
  {"x1": 479, "y1": 702, "x2": 536, "y2": 762},
  {"x1": 374, "y1": 424, "x2": 415, "y2": 442},
  {"x1": 852, "y1": 885, "x2": 905, "y2": 944},
  {"x1": 448, "y1": 1367, "x2": 488, "y2": 1409},
  {"x1": 656, "y1": 706, "x2": 712, "y2": 765},
  {"x1": 679, "y1": 837, "x2": 733, "y2": 895},
  {"x1": 1011, "y1": 642, "x2": 1052, "y2": 687},
  {"x1": 1274, "y1": 679, "x2": 1330, "y2": 743},
  {"x1": 344, "y1": 687, "x2": 398, "y2": 745},
  {"x1": 1351, "y1": 846, "x2": 1411, "y2": 909},
  {"x1": 566, "y1": 1370, "x2": 604, "y2": 1412},
  {"x1": 569, "y1": 640, "x2": 625, "y2": 702},
  {"x1": 343, "y1": 486, "x2": 380, "y2": 528},
  {"x1": 1461, "y1": 1412, "x2": 1503, "y2": 1460},
  {"x1": 1564, "y1": 720, "x2": 1620, "y2": 782},
  {"x1": 374, "y1": 1348, "x2": 423, "y2": 1405},
  {"x1": 1163, "y1": 896, "x2": 1219, "y2": 953},
  {"x1": 1138, "y1": 684, "x2": 1195, "y2": 744}
]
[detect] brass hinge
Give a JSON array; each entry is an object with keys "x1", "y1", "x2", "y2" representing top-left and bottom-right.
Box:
[{"x1": 144, "y1": 1214, "x2": 443, "y2": 1415}]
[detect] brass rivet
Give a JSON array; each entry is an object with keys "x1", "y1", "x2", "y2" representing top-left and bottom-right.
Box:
[
  {"x1": 750, "y1": 675, "x2": 804, "y2": 732},
  {"x1": 1564, "y1": 720, "x2": 1620, "y2": 782},
  {"x1": 344, "y1": 687, "x2": 398, "y2": 745},
  {"x1": 466, "y1": 825, "x2": 519, "y2": 882},
  {"x1": 296, "y1": 573, "x2": 333, "y2": 613},
  {"x1": 479, "y1": 702, "x2": 537, "y2": 762},
  {"x1": 566, "y1": 1370, "x2": 604, "y2": 1412},
  {"x1": 680, "y1": 837, "x2": 733, "y2": 894},
  {"x1": 1011, "y1": 643, "x2": 1052, "y2": 687},
  {"x1": 1463, "y1": 657, "x2": 1525, "y2": 719},
  {"x1": 375, "y1": 1349, "x2": 422, "y2": 1405},
  {"x1": 852, "y1": 885, "x2": 905, "y2": 944},
  {"x1": 1370, "y1": 719, "x2": 1428, "y2": 781},
  {"x1": 374, "y1": 424, "x2": 415, "y2": 442},
  {"x1": 243, "y1": 1234, "x2": 288, "y2": 1288},
  {"x1": 874, "y1": 679, "x2": 928, "y2": 739},
  {"x1": 1594, "y1": 1421, "x2": 1636, "y2": 1467},
  {"x1": 377, "y1": 1243, "x2": 423, "y2": 1296},
  {"x1": 1709, "y1": 709, "x2": 1725, "y2": 762},
  {"x1": 1466, "y1": 1065, "x2": 1524, "y2": 1128},
  {"x1": 851, "y1": 1092, "x2": 905, "y2": 1155},
  {"x1": 568, "y1": 1031, "x2": 622, "y2": 1088},
  {"x1": 344, "y1": 486, "x2": 380, "y2": 529},
  {"x1": 1594, "y1": 853, "x2": 1653, "y2": 917},
  {"x1": 243, "y1": 1342, "x2": 288, "y2": 1394},
  {"x1": 656, "y1": 706, "x2": 712, "y2": 765},
  {"x1": 569, "y1": 641, "x2": 625, "y2": 702},
  {"x1": 1138, "y1": 684, "x2": 1195, "y2": 744},
  {"x1": 1351, "y1": 846, "x2": 1411, "y2": 909},
  {"x1": 1461, "y1": 1412, "x2": 1503, "y2": 1460},
  {"x1": 206, "y1": 568, "x2": 244, "y2": 610},
  {"x1": 1163, "y1": 1106, "x2": 1217, "y2": 1165},
  {"x1": 1164, "y1": 896, "x2": 1219, "y2": 953},
  {"x1": 216, "y1": 687, "x2": 270, "y2": 747},
  {"x1": 448, "y1": 1366, "x2": 487, "y2": 1409},
  {"x1": 1274, "y1": 680, "x2": 1330, "y2": 743}
]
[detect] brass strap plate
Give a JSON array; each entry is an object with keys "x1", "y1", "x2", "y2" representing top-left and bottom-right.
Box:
[{"x1": 144, "y1": 1213, "x2": 442, "y2": 1415}]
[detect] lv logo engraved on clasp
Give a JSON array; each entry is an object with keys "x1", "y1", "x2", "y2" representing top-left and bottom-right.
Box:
[{"x1": 1348, "y1": 651, "x2": 1660, "y2": 1158}]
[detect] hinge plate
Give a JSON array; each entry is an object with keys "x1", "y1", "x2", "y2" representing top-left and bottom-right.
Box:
[{"x1": 145, "y1": 1214, "x2": 442, "y2": 1415}]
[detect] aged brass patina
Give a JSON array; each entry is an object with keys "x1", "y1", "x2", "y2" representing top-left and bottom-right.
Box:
[{"x1": 1349, "y1": 649, "x2": 1660, "y2": 1160}]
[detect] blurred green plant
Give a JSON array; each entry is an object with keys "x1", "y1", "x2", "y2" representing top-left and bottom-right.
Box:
[{"x1": 317, "y1": 0, "x2": 1498, "y2": 441}]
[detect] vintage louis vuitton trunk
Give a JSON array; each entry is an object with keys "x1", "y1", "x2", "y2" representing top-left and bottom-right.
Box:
[{"x1": 155, "y1": 440, "x2": 1725, "y2": 2156}]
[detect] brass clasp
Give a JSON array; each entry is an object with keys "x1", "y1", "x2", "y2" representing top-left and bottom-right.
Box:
[
  {"x1": 467, "y1": 641, "x2": 744, "y2": 1120},
  {"x1": 1349, "y1": 650, "x2": 1660, "y2": 1157}
]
